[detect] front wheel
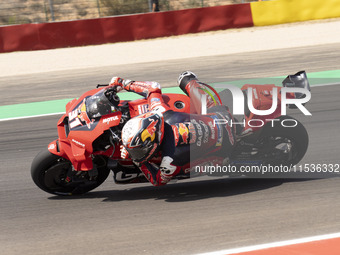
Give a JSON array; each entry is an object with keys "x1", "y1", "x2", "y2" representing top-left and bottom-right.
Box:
[{"x1": 31, "y1": 149, "x2": 110, "y2": 196}]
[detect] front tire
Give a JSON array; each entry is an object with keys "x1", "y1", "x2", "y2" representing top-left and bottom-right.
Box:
[{"x1": 31, "y1": 149, "x2": 110, "y2": 196}]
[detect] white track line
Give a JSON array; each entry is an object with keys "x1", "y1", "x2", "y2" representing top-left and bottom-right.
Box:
[
  {"x1": 0, "y1": 112, "x2": 65, "y2": 122},
  {"x1": 313, "y1": 82, "x2": 340, "y2": 87},
  {"x1": 196, "y1": 232, "x2": 340, "y2": 255}
]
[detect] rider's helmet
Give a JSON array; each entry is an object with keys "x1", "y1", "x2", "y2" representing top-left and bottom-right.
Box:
[{"x1": 121, "y1": 112, "x2": 164, "y2": 163}]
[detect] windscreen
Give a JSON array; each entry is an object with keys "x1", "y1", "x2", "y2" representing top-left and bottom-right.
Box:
[{"x1": 85, "y1": 89, "x2": 118, "y2": 119}]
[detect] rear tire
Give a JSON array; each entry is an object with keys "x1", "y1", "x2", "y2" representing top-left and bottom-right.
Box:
[
  {"x1": 245, "y1": 116, "x2": 308, "y2": 178},
  {"x1": 31, "y1": 149, "x2": 110, "y2": 196},
  {"x1": 259, "y1": 116, "x2": 308, "y2": 166}
]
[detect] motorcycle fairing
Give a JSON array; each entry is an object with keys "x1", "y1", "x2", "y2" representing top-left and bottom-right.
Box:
[
  {"x1": 240, "y1": 84, "x2": 285, "y2": 132},
  {"x1": 48, "y1": 88, "x2": 123, "y2": 170},
  {"x1": 40, "y1": 72, "x2": 309, "y2": 189},
  {"x1": 127, "y1": 93, "x2": 191, "y2": 118}
]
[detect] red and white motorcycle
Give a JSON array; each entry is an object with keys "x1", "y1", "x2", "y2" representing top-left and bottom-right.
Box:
[{"x1": 31, "y1": 71, "x2": 310, "y2": 196}]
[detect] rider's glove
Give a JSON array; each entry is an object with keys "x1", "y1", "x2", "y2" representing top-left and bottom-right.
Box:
[
  {"x1": 159, "y1": 156, "x2": 177, "y2": 176},
  {"x1": 120, "y1": 145, "x2": 129, "y2": 159},
  {"x1": 110, "y1": 77, "x2": 132, "y2": 92}
]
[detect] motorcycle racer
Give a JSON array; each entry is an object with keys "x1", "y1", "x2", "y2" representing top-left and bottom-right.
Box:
[{"x1": 110, "y1": 71, "x2": 236, "y2": 186}]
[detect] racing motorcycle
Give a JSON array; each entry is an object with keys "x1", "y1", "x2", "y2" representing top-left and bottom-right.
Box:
[{"x1": 31, "y1": 71, "x2": 310, "y2": 196}]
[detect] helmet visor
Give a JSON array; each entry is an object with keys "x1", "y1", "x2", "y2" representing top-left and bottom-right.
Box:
[{"x1": 127, "y1": 146, "x2": 149, "y2": 162}]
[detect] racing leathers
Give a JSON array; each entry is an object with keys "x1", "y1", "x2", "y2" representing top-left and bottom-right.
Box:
[{"x1": 111, "y1": 72, "x2": 235, "y2": 186}]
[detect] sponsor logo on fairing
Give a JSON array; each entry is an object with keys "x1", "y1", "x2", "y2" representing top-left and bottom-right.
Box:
[
  {"x1": 138, "y1": 104, "x2": 149, "y2": 114},
  {"x1": 191, "y1": 119, "x2": 203, "y2": 146},
  {"x1": 214, "y1": 113, "x2": 234, "y2": 145},
  {"x1": 208, "y1": 121, "x2": 215, "y2": 139},
  {"x1": 103, "y1": 116, "x2": 119, "y2": 124},
  {"x1": 171, "y1": 125, "x2": 180, "y2": 145},
  {"x1": 71, "y1": 139, "x2": 85, "y2": 148},
  {"x1": 115, "y1": 171, "x2": 140, "y2": 182},
  {"x1": 178, "y1": 123, "x2": 189, "y2": 144},
  {"x1": 199, "y1": 120, "x2": 209, "y2": 144},
  {"x1": 48, "y1": 143, "x2": 56, "y2": 150},
  {"x1": 187, "y1": 122, "x2": 197, "y2": 144},
  {"x1": 210, "y1": 115, "x2": 223, "y2": 146},
  {"x1": 68, "y1": 99, "x2": 96, "y2": 130}
]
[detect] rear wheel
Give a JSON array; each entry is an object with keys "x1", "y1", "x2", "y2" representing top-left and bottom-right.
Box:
[
  {"x1": 258, "y1": 116, "x2": 308, "y2": 165},
  {"x1": 244, "y1": 116, "x2": 308, "y2": 178},
  {"x1": 31, "y1": 149, "x2": 110, "y2": 196}
]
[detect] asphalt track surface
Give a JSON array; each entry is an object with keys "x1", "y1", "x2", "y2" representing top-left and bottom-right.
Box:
[{"x1": 1, "y1": 43, "x2": 340, "y2": 255}]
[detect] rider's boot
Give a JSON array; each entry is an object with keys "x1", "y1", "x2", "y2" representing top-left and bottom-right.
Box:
[{"x1": 177, "y1": 71, "x2": 215, "y2": 114}]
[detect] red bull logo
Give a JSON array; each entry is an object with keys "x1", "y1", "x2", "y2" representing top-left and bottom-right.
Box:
[
  {"x1": 68, "y1": 100, "x2": 95, "y2": 129},
  {"x1": 187, "y1": 122, "x2": 197, "y2": 144},
  {"x1": 141, "y1": 119, "x2": 158, "y2": 142},
  {"x1": 78, "y1": 101, "x2": 94, "y2": 128},
  {"x1": 172, "y1": 125, "x2": 180, "y2": 145},
  {"x1": 178, "y1": 123, "x2": 189, "y2": 144}
]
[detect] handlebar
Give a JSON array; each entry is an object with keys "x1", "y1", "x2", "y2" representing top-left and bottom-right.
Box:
[
  {"x1": 96, "y1": 84, "x2": 109, "y2": 88},
  {"x1": 103, "y1": 86, "x2": 120, "y2": 108},
  {"x1": 95, "y1": 83, "x2": 122, "y2": 110}
]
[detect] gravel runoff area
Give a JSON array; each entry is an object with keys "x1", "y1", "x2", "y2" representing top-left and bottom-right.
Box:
[{"x1": 1, "y1": 18, "x2": 340, "y2": 78}]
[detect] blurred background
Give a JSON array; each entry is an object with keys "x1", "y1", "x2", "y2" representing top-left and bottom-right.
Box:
[{"x1": 0, "y1": 0, "x2": 261, "y2": 26}]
